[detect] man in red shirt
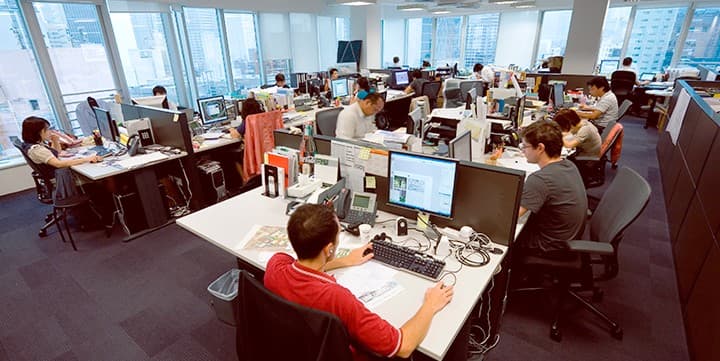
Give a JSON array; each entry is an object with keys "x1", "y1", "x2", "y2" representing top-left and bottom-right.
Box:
[{"x1": 264, "y1": 204, "x2": 454, "y2": 360}]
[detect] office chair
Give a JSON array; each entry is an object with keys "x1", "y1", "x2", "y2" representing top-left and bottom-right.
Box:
[
  {"x1": 572, "y1": 120, "x2": 624, "y2": 189},
  {"x1": 617, "y1": 99, "x2": 633, "y2": 122},
  {"x1": 315, "y1": 107, "x2": 343, "y2": 137},
  {"x1": 513, "y1": 166, "x2": 651, "y2": 342},
  {"x1": 610, "y1": 71, "x2": 636, "y2": 106},
  {"x1": 420, "y1": 81, "x2": 441, "y2": 110},
  {"x1": 236, "y1": 270, "x2": 353, "y2": 361}
]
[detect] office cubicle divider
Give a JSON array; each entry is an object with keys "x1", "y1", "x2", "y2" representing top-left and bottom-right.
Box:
[{"x1": 119, "y1": 103, "x2": 193, "y2": 153}]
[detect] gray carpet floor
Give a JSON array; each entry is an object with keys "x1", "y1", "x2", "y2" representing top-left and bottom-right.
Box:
[{"x1": 0, "y1": 115, "x2": 687, "y2": 361}]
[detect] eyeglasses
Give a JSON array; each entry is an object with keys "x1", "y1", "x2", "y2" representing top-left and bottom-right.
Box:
[{"x1": 518, "y1": 143, "x2": 529, "y2": 151}]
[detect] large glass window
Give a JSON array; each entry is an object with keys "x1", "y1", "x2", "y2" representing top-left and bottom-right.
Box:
[
  {"x1": 258, "y1": 13, "x2": 292, "y2": 84},
  {"x1": 597, "y1": 7, "x2": 632, "y2": 68},
  {"x1": 434, "y1": 17, "x2": 462, "y2": 67},
  {"x1": 224, "y1": 12, "x2": 261, "y2": 90},
  {"x1": 0, "y1": 0, "x2": 57, "y2": 161},
  {"x1": 679, "y1": 7, "x2": 720, "y2": 69},
  {"x1": 33, "y1": 2, "x2": 118, "y2": 128},
  {"x1": 406, "y1": 18, "x2": 432, "y2": 68},
  {"x1": 318, "y1": 16, "x2": 349, "y2": 71},
  {"x1": 110, "y1": 13, "x2": 179, "y2": 103},
  {"x1": 289, "y1": 13, "x2": 319, "y2": 73},
  {"x1": 535, "y1": 10, "x2": 572, "y2": 64},
  {"x1": 183, "y1": 7, "x2": 229, "y2": 98},
  {"x1": 463, "y1": 13, "x2": 500, "y2": 68},
  {"x1": 382, "y1": 19, "x2": 405, "y2": 67},
  {"x1": 626, "y1": 7, "x2": 688, "y2": 74}
]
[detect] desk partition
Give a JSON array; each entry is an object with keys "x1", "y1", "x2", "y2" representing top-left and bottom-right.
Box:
[{"x1": 120, "y1": 103, "x2": 193, "y2": 153}]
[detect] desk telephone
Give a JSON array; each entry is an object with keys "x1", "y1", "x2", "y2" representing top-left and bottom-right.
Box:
[{"x1": 335, "y1": 189, "x2": 377, "y2": 226}]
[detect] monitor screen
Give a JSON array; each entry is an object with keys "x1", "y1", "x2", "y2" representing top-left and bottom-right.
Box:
[
  {"x1": 197, "y1": 96, "x2": 228, "y2": 125},
  {"x1": 331, "y1": 79, "x2": 349, "y2": 98},
  {"x1": 132, "y1": 95, "x2": 165, "y2": 108},
  {"x1": 639, "y1": 72, "x2": 655, "y2": 81},
  {"x1": 465, "y1": 88, "x2": 477, "y2": 109},
  {"x1": 388, "y1": 151, "x2": 458, "y2": 218},
  {"x1": 449, "y1": 130, "x2": 472, "y2": 162},
  {"x1": 93, "y1": 107, "x2": 117, "y2": 142},
  {"x1": 552, "y1": 83, "x2": 565, "y2": 107},
  {"x1": 515, "y1": 96, "x2": 526, "y2": 128},
  {"x1": 599, "y1": 60, "x2": 619, "y2": 75},
  {"x1": 394, "y1": 71, "x2": 410, "y2": 86}
]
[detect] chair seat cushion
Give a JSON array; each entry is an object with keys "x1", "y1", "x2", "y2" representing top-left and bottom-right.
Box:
[{"x1": 522, "y1": 253, "x2": 582, "y2": 270}]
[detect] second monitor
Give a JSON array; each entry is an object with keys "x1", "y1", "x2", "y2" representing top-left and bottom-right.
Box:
[
  {"x1": 331, "y1": 78, "x2": 349, "y2": 98},
  {"x1": 388, "y1": 151, "x2": 458, "y2": 219},
  {"x1": 198, "y1": 95, "x2": 228, "y2": 126}
]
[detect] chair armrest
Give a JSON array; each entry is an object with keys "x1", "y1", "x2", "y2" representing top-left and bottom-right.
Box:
[
  {"x1": 568, "y1": 240, "x2": 614, "y2": 255},
  {"x1": 574, "y1": 156, "x2": 601, "y2": 162}
]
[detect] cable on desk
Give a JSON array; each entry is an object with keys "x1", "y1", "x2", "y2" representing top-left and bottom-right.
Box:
[{"x1": 469, "y1": 275, "x2": 500, "y2": 357}]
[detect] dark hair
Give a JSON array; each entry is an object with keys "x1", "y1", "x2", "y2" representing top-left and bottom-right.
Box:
[
  {"x1": 241, "y1": 98, "x2": 264, "y2": 120},
  {"x1": 275, "y1": 73, "x2": 286, "y2": 83},
  {"x1": 356, "y1": 77, "x2": 371, "y2": 92},
  {"x1": 422, "y1": 60, "x2": 431, "y2": 67},
  {"x1": 553, "y1": 109, "x2": 581, "y2": 132},
  {"x1": 152, "y1": 85, "x2": 170, "y2": 109},
  {"x1": 473, "y1": 63, "x2": 483, "y2": 73},
  {"x1": 520, "y1": 121, "x2": 563, "y2": 158},
  {"x1": 587, "y1": 76, "x2": 610, "y2": 92},
  {"x1": 22, "y1": 116, "x2": 51, "y2": 144},
  {"x1": 287, "y1": 204, "x2": 339, "y2": 259},
  {"x1": 393, "y1": 56, "x2": 400, "y2": 63},
  {"x1": 363, "y1": 92, "x2": 384, "y2": 105},
  {"x1": 329, "y1": 68, "x2": 338, "y2": 76},
  {"x1": 622, "y1": 57, "x2": 632, "y2": 66},
  {"x1": 411, "y1": 69, "x2": 422, "y2": 79}
]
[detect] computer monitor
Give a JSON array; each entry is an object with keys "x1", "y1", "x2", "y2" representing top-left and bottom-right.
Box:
[
  {"x1": 387, "y1": 151, "x2": 459, "y2": 218},
  {"x1": 639, "y1": 72, "x2": 655, "y2": 81},
  {"x1": 599, "y1": 60, "x2": 619, "y2": 75},
  {"x1": 449, "y1": 130, "x2": 472, "y2": 162},
  {"x1": 381, "y1": 95, "x2": 412, "y2": 130},
  {"x1": 515, "y1": 96, "x2": 526, "y2": 128},
  {"x1": 394, "y1": 70, "x2": 410, "y2": 87},
  {"x1": 331, "y1": 78, "x2": 349, "y2": 98},
  {"x1": 197, "y1": 95, "x2": 228, "y2": 125},
  {"x1": 465, "y1": 88, "x2": 477, "y2": 110},
  {"x1": 93, "y1": 107, "x2": 118, "y2": 142},
  {"x1": 132, "y1": 95, "x2": 165, "y2": 108},
  {"x1": 551, "y1": 83, "x2": 565, "y2": 107}
]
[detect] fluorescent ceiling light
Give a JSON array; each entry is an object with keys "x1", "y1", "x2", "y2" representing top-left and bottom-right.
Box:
[
  {"x1": 488, "y1": 0, "x2": 520, "y2": 4},
  {"x1": 397, "y1": 4, "x2": 426, "y2": 11},
  {"x1": 431, "y1": 8, "x2": 451, "y2": 14},
  {"x1": 512, "y1": 1, "x2": 536, "y2": 8},
  {"x1": 336, "y1": 0, "x2": 376, "y2": 5}
]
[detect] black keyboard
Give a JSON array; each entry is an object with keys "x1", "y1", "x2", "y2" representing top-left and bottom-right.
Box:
[{"x1": 370, "y1": 238, "x2": 446, "y2": 280}]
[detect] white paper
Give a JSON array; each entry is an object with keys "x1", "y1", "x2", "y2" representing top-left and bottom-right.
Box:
[
  {"x1": 666, "y1": 89, "x2": 690, "y2": 145},
  {"x1": 334, "y1": 262, "x2": 403, "y2": 310},
  {"x1": 314, "y1": 154, "x2": 339, "y2": 184},
  {"x1": 341, "y1": 166, "x2": 365, "y2": 192},
  {"x1": 115, "y1": 152, "x2": 168, "y2": 169}
]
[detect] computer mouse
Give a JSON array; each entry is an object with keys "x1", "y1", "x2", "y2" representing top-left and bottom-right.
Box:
[{"x1": 362, "y1": 247, "x2": 373, "y2": 256}]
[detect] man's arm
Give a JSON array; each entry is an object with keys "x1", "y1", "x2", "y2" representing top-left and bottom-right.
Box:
[
  {"x1": 518, "y1": 205, "x2": 528, "y2": 218},
  {"x1": 325, "y1": 243, "x2": 372, "y2": 271},
  {"x1": 576, "y1": 109, "x2": 602, "y2": 120},
  {"x1": 396, "y1": 282, "x2": 453, "y2": 358}
]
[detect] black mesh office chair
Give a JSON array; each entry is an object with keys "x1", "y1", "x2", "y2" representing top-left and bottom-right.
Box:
[
  {"x1": 235, "y1": 270, "x2": 353, "y2": 361},
  {"x1": 11, "y1": 136, "x2": 56, "y2": 237},
  {"x1": 513, "y1": 166, "x2": 651, "y2": 342},
  {"x1": 459, "y1": 80, "x2": 485, "y2": 98},
  {"x1": 421, "y1": 81, "x2": 442, "y2": 110},
  {"x1": 610, "y1": 71, "x2": 636, "y2": 106},
  {"x1": 315, "y1": 107, "x2": 343, "y2": 137}
]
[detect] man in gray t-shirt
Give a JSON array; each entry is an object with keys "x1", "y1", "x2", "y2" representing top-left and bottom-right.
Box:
[
  {"x1": 577, "y1": 76, "x2": 618, "y2": 132},
  {"x1": 517, "y1": 122, "x2": 587, "y2": 253}
]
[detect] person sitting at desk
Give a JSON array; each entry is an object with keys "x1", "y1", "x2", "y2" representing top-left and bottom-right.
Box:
[
  {"x1": 575, "y1": 76, "x2": 617, "y2": 133},
  {"x1": 553, "y1": 109, "x2": 601, "y2": 158},
  {"x1": 264, "y1": 204, "x2": 454, "y2": 360},
  {"x1": 274, "y1": 73, "x2": 291, "y2": 89},
  {"x1": 152, "y1": 85, "x2": 178, "y2": 110},
  {"x1": 350, "y1": 77, "x2": 372, "y2": 104},
  {"x1": 336, "y1": 92, "x2": 385, "y2": 140},
  {"x1": 228, "y1": 97, "x2": 264, "y2": 139},
  {"x1": 22, "y1": 116, "x2": 103, "y2": 168},
  {"x1": 404, "y1": 69, "x2": 427, "y2": 95},
  {"x1": 392, "y1": 56, "x2": 401, "y2": 67},
  {"x1": 472, "y1": 63, "x2": 495, "y2": 83},
  {"x1": 517, "y1": 121, "x2": 587, "y2": 258},
  {"x1": 324, "y1": 68, "x2": 340, "y2": 92}
]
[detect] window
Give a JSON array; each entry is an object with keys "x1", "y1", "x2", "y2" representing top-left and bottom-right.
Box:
[
  {"x1": 626, "y1": 7, "x2": 688, "y2": 74},
  {"x1": 318, "y1": 16, "x2": 350, "y2": 71},
  {"x1": 679, "y1": 7, "x2": 720, "y2": 69},
  {"x1": 382, "y1": 19, "x2": 405, "y2": 67},
  {"x1": 336, "y1": 17, "x2": 350, "y2": 41},
  {"x1": 224, "y1": 12, "x2": 261, "y2": 90},
  {"x1": 258, "y1": 13, "x2": 292, "y2": 84},
  {"x1": 434, "y1": 17, "x2": 462, "y2": 67},
  {"x1": 183, "y1": 7, "x2": 229, "y2": 98},
  {"x1": 0, "y1": 0, "x2": 57, "y2": 161},
  {"x1": 111, "y1": 13, "x2": 179, "y2": 104},
  {"x1": 536, "y1": 10, "x2": 572, "y2": 64},
  {"x1": 597, "y1": 7, "x2": 632, "y2": 67},
  {"x1": 463, "y1": 13, "x2": 500, "y2": 68},
  {"x1": 289, "y1": 13, "x2": 319, "y2": 73},
  {"x1": 406, "y1": 18, "x2": 432, "y2": 68},
  {"x1": 33, "y1": 2, "x2": 118, "y2": 130}
]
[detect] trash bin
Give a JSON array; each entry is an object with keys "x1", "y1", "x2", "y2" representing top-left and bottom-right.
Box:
[{"x1": 208, "y1": 268, "x2": 240, "y2": 326}]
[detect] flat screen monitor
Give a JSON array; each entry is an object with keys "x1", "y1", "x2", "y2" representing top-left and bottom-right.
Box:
[
  {"x1": 382, "y1": 95, "x2": 412, "y2": 130},
  {"x1": 599, "y1": 60, "x2": 619, "y2": 75},
  {"x1": 449, "y1": 130, "x2": 472, "y2": 162},
  {"x1": 639, "y1": 72, "x2": 655, "y2": 81},
  {"x1": 197, "y1": 95, "x2": 228, "y2": 125},
  {"x1": 132, "y1": 95, "x2": 165, "y2": 108},
  {"x1": 551, "y1": 83, "x2": 565, "y2": 107},
  {"x1": 331, "y1": 78, "x2": 349, "y2": 98},
  {"x1": 388, "y1": 151, "x2": 458, "y2": 218},
  {"x1": 93, "y1": 107, "x2": 118, "y2": 142},
  {"x1": 515, "y1": 96, "x2": 526, "y2": 128},
  {"x1": 465, "y1": 88, "x2": 477, "y2": 110},
  {"x1": 394, "y1": 70, "x2": 410, "y2": 86}
]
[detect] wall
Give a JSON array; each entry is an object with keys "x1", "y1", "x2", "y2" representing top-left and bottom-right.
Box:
[
  {"x1": 0, "y1": 164, "x2": 35, "y2": 196},
  {"x1": 494, "y1": 10, "x2": 539, "y2": 69},
  {"x1": 562, "y1": 0, "x2": 610, "y2": 74}
]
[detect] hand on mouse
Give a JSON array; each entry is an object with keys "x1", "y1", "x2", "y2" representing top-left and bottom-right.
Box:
[
  {"x1": 343, "y1": 243, "x2": 373, "y2": 266},
  {"x1": 424, "y1": 282, "x2": 454, "y2": 314},
  {"x1": 87, "y1": 155, "x2": 103, "y2": 163}
]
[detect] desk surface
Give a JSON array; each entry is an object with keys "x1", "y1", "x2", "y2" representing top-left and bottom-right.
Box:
[
  {"x1": 194, "y1": 137, "x2": 241, "y2": 154},
  {"x1": 71, "y1": 151, "x2": 186, "y2": 180},
  {"x1": 177, "y1": 188, "x2": 517, "y2": 360}
]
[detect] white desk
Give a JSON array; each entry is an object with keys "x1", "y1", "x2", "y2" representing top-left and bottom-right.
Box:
[
  {"x1": 177, "y1": 188, "x2": 519, "y2": 360},
  {"x1": 194, "y1": 137, "x2": 241, "y2": 154},
  {"x1": 72, "y1": 151, "x2": 186, "y2": 181}
]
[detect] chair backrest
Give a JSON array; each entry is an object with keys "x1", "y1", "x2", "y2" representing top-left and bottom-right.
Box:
[
  {"x1": 590, "y1": 167, "x2": 651, "y2": 246},
  {"x1": 458, "y1": 80, "x2": 484, "y2": 98},
  {"x1": 236, "y1": 271, "x2": 353, "y2": 361},
  {"x1": 617, "y1": 99, "x2": 632, "y2": 121},
  {"x1": 443, "y1": 88, "x2": 462, "y2": 108},
  {"x1": 242, "y1": 111, "x2": 284, "y2": 180},
  {"x1": 315, "y1": 107, "x2": 343, "y2": 137},
  {"x1": 421, "y1": 81, "x2": 441, "y2": 101},
  {"x1": 610, "y1": 71, "x2": 635, "y2": 96},
  {"x1": 599, "y1": 121, "x2": 622, "y2": 159},
  {"x1": 10, "y1": 136, "x2": 55, "y2": 202}
]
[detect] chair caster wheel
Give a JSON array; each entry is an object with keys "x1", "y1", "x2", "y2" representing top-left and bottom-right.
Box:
[
  {"x1": 611, "y1": 326, "x2": 623, "y2": 340},
  {"x1": 592, "y1": 288, "x2": 604, "y2": 302},
  {"x1": 45, "y1": 215, "x2": 53, "y2": 222},
  {"x1": 39, "y1": 230, "x2": 47, "y2": 237},
  {"x1": 550, "y1": 328, "x2": 562, "y2": 342}
]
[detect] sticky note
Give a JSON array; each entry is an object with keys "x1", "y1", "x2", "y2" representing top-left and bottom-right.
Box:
[{"x1": 365, "y1": 176, "x2": 376, "y2": 189}]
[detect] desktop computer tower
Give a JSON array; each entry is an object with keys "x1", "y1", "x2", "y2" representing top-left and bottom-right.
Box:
[{"x1": 198, "y1": 160, "x2": 227, "y2": 205}]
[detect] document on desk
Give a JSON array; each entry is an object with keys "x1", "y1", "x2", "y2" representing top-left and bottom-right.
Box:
[
  {"x1": 115, "y1": 152, "x2": 168, "y2": 169},
  {"x1": 666, "y1": 89, "x2": 690, "y2": 145},
  {"x1": 334, "y1": 262, "x2": 403, "y2": 310}
]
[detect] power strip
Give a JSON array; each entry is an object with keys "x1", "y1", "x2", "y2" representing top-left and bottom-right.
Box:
[{"x1": 287, "y1": 178, "x2": 323, "y2": 198}]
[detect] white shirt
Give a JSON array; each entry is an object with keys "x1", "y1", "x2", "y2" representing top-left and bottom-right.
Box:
[
  {"x1": 620, "y1": 65, "x2": 637, "y2": 75},
  {"x1": 480, "y1": 67, "x2": 495, "y2": 83},
  {"x1": 593, "y1": 91, "x2": 619, "y2": 128},
  {"x1": 335, "y1": 102, "x2": 377, "y2": 140}
]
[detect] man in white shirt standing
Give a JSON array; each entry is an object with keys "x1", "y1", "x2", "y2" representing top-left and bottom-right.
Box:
[
  {"x1": 576, "y1": 76, "x2": 618, "y2": 133},
  {"x1": 472, "y1": 63, "x2": 495, "y2": 83},
  {"x1": 335, "y1": 92, "x2": 385, "y2": 140}
]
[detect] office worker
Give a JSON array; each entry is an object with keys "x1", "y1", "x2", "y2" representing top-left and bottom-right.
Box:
[
  {"x1": 335, "y1": 92, "x2": 385, "y2": 140},
  {"x1": 404, "y1": 69, "x2": 427, "y2": 95},
  {"x1": 576, "y1": 76, "x2": 618, "y2": 133},
  {"x1": 553, "y1": 109, "x2": 601, "y2": 158},
  {"x1": 264, "y1": 204, "x2": 453, "y2": 360},
  {"x1": 274, "y1": 73, "x2": 291, "y2": 89},
  {"x1": 472, "y1": 63, "x2": 495, "y2": 83},
  {"x1": 324, "y1": 68, "x2": 340, "y2": 92},
  {"x1": 422, "y1": 60, "x2": 431, "y2": 68},
  {"x1": 619, "y1": 57, "x2": 637, "y2": 75},
  {"x1": 228, "y1": 97, "x2": 264, "y2": 139},
  {"x1": 392, "y1": 56, "x2": 401, "y2": 67},
  {"x1": 22, "y1": 116, "x2": 102, "y2": 168},
  {"x1": 350, "y1": 76, "x2": 372, "y2": 104},
  {"x1": 517, "y1": 121, "x2": 587, "y2": 257},
  {"x1": 152, "y1": 85, "x2": 178, "y2": 111}
]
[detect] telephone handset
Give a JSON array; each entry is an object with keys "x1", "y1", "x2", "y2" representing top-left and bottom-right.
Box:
[
  {"x1": 335, "y1": 188, "x2": 377, "y2": 226},
  {"x1": 127, "y1": 134, "x2": 145, "y2": 157}
]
